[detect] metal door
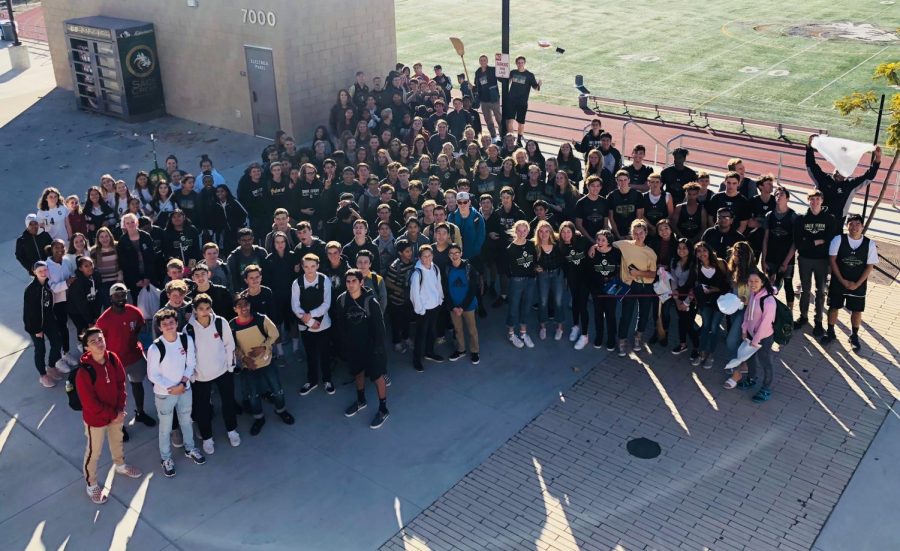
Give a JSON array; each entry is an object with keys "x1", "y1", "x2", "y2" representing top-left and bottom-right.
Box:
[{"x1": 244, "y1": 46, "x2": 280, "y2": 139}]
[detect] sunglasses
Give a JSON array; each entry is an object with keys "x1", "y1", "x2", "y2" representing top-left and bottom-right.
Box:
[{"x1": 458, "y1": 200, "x2": 470, "y2": 204}]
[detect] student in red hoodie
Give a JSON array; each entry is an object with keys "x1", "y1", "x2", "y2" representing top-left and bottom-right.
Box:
[{"x1": 76, "y1": 327, "x2": 142, "y2": 505}]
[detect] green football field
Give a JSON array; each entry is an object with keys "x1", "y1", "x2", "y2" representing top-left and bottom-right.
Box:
[{"x1": 395, "y1": 0, "x2": 900, "y2": 144}]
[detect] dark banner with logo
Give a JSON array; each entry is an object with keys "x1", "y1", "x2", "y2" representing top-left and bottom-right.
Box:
[{"x1": 117, "y1": 25, "x2": 165, "y2": 116}]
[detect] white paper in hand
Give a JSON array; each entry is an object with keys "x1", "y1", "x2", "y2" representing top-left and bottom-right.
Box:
[
  {"x1": 725, "y1": 339, "x2": 758, "y2": 370},
  {"x1": 811, "y1": 136, "x2": 875, "y2": 178}
]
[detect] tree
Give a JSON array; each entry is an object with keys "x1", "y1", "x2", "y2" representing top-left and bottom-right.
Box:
[{"x1": 834, "y1": 61, "x2": 899, "y2": 232}]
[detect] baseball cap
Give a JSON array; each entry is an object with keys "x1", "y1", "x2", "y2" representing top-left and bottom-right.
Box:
[
  {"x1": 457, "y1": 191, "x2": 471, "y2": 202},
  {"x1": 32, "y1": 260, "x2": 47, "y2": 271},
  {"x1": 110, "y1": 282, "x2": 129, "y2": 296}
]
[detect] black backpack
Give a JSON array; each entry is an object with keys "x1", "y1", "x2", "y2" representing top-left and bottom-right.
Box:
[
  {"x1": 337, "y1": 292, "x2": 375, "y2": 319},
  {"x1": 153, "y1": 333, "x2": 191, "y2": 362},
  {"x1": 66, "y1": 354, "x2": 123, "y2": 411},
  {"x1": 66, "y1": 363, "x2": 96, "y2": 411},
  {"x1": 760, "y1": 293, "x2": 793, "y2": 346},
  {"x1": 184, "y1": 317, "x2": 224, "y2": 340}
]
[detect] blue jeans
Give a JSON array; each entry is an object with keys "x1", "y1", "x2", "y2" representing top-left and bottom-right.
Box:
[
  {"x1": 698, "y1": 304, "x2": 723, "y2": 354},
  {"x1": 245, "y1": 365, "x2": 286, "y2": 417},
  {"x1": 31, "y1": 325, "x2": 63, "y2": 376},
  {"x1": 537, "y1": 269, "x2": 567, "y2": 325},
  {"x1": 726, "y1": 309, "x2": 746, "y2": 358},
  {"x1": 746, "y1": 335, "x2": 775, "y2": 390},
  {"x1": 506, "y1": 276, "x2": 536, "y2": 328},
  {"x1": 155, "y1": 391, "x2": 196, "y2": 460},
  {"x1": 618, "y1": 283, "x2": 654, "y2": 339}
]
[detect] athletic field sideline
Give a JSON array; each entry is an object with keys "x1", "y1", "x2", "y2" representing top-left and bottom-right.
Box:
[{"x1": 396, "y1": 0, "x2": 900, "y2": 145}]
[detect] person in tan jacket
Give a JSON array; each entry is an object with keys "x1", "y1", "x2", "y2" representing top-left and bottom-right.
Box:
[{"x1": 230, "y1": 292, "x2": 295, "y2": 436}]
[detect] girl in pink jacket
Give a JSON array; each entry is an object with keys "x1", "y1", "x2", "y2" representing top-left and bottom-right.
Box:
[{"x1": 739, "y1": 271, "x2": 777, "y2": 403}]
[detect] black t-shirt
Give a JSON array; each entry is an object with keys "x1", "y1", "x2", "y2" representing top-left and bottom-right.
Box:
[
  {"x1": 506, "y1": 241, "x2": 536, "y2": 277},
  {"x1": 750, "y1": 194, "x2": 776, "y2": 223},
  {"x1": 625, "y1": 164, "x2": 654, "y2": 190},
  {"x1": 705, "y1": 192, "x2": 751, "y2": 222},
  {"x1": 535, "y1": 243, "x2": 564, "y2": 272},
  {"x1": 507, "y1": 70, "x2": 538, "y2": 103},
  {"x1": 575, "y1": 195, "x2": 608, "y2": 238},
  {"x1": 587, "y1": 247, "x2": 622, "y2": 290},
  {"x1": 764, "y1": 209, "x2": 796, "y2": 265},
  {"x1": 607, "y1": 189, "x2": 643, "y2": 233},
  {"x1": 246, "y1": 286, "x2": 275, "y2": 319},
  {"x1": 700, "y1": 226, "x2": 745, "y2": 260},
  {"x1": 559, "y1": 235, "x2": 590, "y2": 284},
  {"x1": 660, "y1": 165, "x2": 699, "y2": 204}
]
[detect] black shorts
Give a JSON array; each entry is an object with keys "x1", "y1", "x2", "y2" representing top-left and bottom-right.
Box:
[
  {"x1": 828, "y1": 283, "x2": 865, "y2": 313},
  {"x1": 503, "y1": 101, "x2": 529, "y2": 124},
  {"x1": 349, "y1": 353, "x2": 387, "y2": 382}
]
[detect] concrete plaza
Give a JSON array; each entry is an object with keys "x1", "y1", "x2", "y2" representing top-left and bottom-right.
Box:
[{"x1": 1, "y1": 42, "x2": 900, "y2": 551}]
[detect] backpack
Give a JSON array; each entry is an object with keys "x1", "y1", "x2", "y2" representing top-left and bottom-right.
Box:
[
  {"x1": 153, "y1": 333, "x2": 191, "y2": 362},
  {"x1": 66, "y1": 363, "x2": 96, "y2": 411},
  {"x1": 66, "y1": 354, "x2": 123, "y2": 411},
  {"x1": 184, "y1": 317, "x2": 224, "y2": 340},
  {"x1": 761, "y1": 293, "x2": 793, "y2": 345},
  {"x1": 228, "y1": 315, "x2": 269, "y2": 340}
]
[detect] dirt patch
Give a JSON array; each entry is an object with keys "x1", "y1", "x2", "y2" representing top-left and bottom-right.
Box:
[{"x1": 754, "y1": 22, "x2": 899, "y2": 43}]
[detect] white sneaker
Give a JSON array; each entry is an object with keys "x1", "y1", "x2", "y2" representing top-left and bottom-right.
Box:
[
  {"x1": 521, "y1": 333, "x2": 535, "y2": 348},
  {"x1": 508, "y1": 333, "x2": 524, "y2": 349},
  {"x1": 54, "y1": 359, "x2": 71, "y2": 374},
  {"x1": 39, "y1": 374, "x2": 56, "y2": 388},
  {"x1": 569, "y1": 326, "x2": 581, "y2": 342},
  {"x1": 554, "y1": 327, "x2": 564, "y2": 341},
  {"x1": 202, "y1": 438, "x2": 215, "y2": 455},
  {"x1": 703, "y1": 357, "x2": 714, "y2": 370},
  {"x1": 228, "y1": 430, "x2": 241, "y2": 447},
  {"x1": 574, "y1": 335, "x2": 589, "y2": 350}
]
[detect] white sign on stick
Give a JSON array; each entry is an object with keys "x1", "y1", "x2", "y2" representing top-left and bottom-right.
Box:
[{"x1": 495, "y1": 53, "x2": 510, "y2": 78}]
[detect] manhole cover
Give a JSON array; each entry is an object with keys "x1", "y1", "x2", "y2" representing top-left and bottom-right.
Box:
[{"x1": 626, "y1": 437, "x2": 661, "y2": 459}]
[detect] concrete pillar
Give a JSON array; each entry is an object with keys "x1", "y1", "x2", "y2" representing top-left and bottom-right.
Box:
[{"x1": 7, "y1": 44, "x2": 30, "y2": 70}]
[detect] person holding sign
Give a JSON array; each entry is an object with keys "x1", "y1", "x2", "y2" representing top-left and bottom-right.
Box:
[{"x1": 504, "y1": 56, "x2": 541, "y2": 143}]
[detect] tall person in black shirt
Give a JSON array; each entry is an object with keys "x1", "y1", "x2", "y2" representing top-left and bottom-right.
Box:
[
  {"x1": 660, "y1": 148, "x2": 698, "y2": 205},
  {"x1": 607, "y1": 170, "x2": 644, "y2": 240},
  {"x1": 793, "y1": 190, "x2": 838, "y2": 335},
  {"x1": 706, "y1": 172, "x2": 751, "y2": 233},
  {"x1": 557, "y1": 222, "x2": 591, "y2": 349},
  {"x1": 575, "y1": 176, "x2": 608, "y2": 240},
  {"x1": 504, "y1": 56, "x2": 541, "y2": 142},
  {"x1": 586, "y1": 230, "x2": 621, "y2": 351},
  {"x1": 761, "y1": 186, "x2": 797, "y2": 310},
  {"x1": 505, "y1": 220, "x2": 537, "y2": 349}
]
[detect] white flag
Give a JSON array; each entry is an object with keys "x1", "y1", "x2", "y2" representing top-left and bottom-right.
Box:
[{"x1": 811, "y1": 136, "x2": 875, "y2": 177}]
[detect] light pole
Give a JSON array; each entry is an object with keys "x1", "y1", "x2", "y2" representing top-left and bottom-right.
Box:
[{"x1": 4, "y1": 0, "x2": 21, "y2": 46}]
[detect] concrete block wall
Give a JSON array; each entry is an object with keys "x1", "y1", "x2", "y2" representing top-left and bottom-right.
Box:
[{"x1": 42, "y1": 0, "x2": 397, "y2": 141}]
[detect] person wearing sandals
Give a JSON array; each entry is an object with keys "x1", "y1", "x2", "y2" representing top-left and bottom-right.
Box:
[
  {"x1": 693, "y1": 242, "x2": 730, "y2": 369},
  {"x1": 728, "y1": 272, "x2": 777, "y2": 403},
  {"x1": 77, "y1": 328, "x2": 142, "y2": 504},
  {"x1": 613, "y1": 220, "x2": 658, "y2": 356}
]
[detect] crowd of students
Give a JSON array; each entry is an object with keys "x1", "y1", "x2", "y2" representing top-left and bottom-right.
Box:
[{"x1": 16, "y1": 57, "x2": 883, "y2": 504}]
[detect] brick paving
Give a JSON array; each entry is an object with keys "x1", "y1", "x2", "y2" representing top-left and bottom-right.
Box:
[{"x1": 381, "y1": 279, "x2": 900, "y2": 551}]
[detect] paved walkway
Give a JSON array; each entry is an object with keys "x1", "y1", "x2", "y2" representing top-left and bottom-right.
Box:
[{"x1": 381, "y1": 280, "x2": 900, "y2": 551}]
